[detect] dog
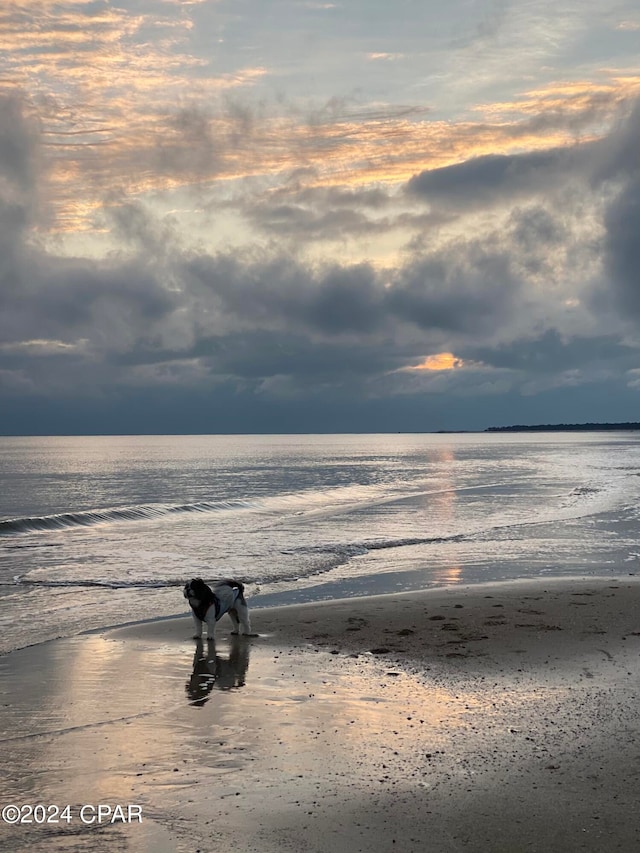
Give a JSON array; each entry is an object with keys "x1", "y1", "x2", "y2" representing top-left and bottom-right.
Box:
[{"x1": 183, "y1": 578, "x2": 253, "y2": 638}]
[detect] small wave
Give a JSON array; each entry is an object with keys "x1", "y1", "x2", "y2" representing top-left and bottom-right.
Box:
[
  {"x1": 0, "y1": 499, "x2": 256, "y2": 537},
  {"x1": 569, "y1": 486, "x2": 602, "y2": 497},
  {"x1": 0, "y1": 711, "x2": 157, "y2": 744},
  {"x1": 367, "y1": 533, "x2": 468, "y2": 550},
  {"x1": 2, "y1": 577, "x2": 182, "y2": 590},
  {"x1": 560, "y1": 484, "x2": 610, "y2": 512},
  {"x1": 288, "y1": 532, "x2": 467, "y2": 558}
]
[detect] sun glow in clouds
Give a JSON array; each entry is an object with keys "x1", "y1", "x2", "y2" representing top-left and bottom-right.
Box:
[{"x1": 403, "y1": 353, "x2": 467, "y2": 372}]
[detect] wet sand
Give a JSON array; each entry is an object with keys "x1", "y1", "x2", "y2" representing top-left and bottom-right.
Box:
[{"x1": 2, "y1": 576, "x2": 640, "y2": 852}]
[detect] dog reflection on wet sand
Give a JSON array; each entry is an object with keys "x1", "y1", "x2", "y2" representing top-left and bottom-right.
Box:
[{"x1": 186, "y1": 638, "x2": 250, "y2": 707}]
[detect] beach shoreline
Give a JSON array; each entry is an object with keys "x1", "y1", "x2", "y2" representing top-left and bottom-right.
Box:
[{"x1": 2, "y1": 575, "x2": 640, "y2": 851}]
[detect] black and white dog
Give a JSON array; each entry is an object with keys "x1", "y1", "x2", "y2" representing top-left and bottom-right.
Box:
[{"x1": 183, "y1": 578, "x2": 253, "y2": 638}]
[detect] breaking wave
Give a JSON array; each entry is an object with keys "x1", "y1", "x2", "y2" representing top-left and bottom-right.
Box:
[{"x1": 0, "y1": 499, "x2": 256, "y2": 537}]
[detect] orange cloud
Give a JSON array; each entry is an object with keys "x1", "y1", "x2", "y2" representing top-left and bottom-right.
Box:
[
  {"x1": 3, "y1": 2, "x2": 639, "y2": 236},
  {"x1": 0, "y1": 1, "x2": 271, "y2": 231},
  {"x1": 401, "y1": 353, "x2": 468, "y2": 372},
  {"x1": 475, "y1": 76, "x2": 640, "y2": 121}
]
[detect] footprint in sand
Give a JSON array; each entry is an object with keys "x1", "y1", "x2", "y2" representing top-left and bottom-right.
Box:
[{"x1": 346, "y1": 617, "x2": 369, "y2": 632}]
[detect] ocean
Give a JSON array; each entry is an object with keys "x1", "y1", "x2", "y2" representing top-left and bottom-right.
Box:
[{"x1": 1, "y1": 432, "x2": 640, "y2": 656}]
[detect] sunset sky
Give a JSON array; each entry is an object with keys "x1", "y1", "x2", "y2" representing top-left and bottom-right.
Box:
[{"x1": 1, "y1": 0, "x2": 640, "y2": 433}]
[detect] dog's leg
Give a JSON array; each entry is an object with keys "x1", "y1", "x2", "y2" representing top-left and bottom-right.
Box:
[
  {"x1": 234, "y1": 601, "x2": 252, "y2": 635},
  {"x1": 228, "y1": 608, "x2": 241, "y2": 635},
  {"x1": 191, "y1": 612, "x2": 204, "y2": 639},
  {"x1": 204, "y1": 611, "x2": 217, "y2": 639}
]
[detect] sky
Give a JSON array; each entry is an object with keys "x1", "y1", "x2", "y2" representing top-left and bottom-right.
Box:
[{"x1": 1, "y1": 0, "x2": 640, "y2": 434}]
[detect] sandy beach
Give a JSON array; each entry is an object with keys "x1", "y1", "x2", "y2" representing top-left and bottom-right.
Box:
[{"x1": 3, "y1": 575, "x2": 640, "y2": 852}]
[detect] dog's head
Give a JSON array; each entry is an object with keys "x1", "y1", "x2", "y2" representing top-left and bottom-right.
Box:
[{"x1": 183, "y1": 578, "x2": 211, "y2": 602}]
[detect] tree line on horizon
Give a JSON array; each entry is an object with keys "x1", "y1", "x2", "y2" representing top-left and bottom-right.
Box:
[{"x1": 485, "y1": 422, "x2": 640, "y2": 432}]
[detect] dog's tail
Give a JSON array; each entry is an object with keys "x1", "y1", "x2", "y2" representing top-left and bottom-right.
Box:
[{"x1": 223, "y1": 578, "x2": 246, "y2": 603}]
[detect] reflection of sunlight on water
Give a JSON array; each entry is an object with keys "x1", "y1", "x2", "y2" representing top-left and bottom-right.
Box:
[
  {"x1": 432, "y1": 564, "x2": 464, "y2": 585},
  {"x1": 419, "y1": 444, "x2": 457, "y2": 536},
  {"x1": 1, "y1": 627, "x2": 584, "y2": 853},
  {"x1": 52, "y1": 637, "x2": 178, "y2": 800},
  {"x1": 34, "y1": 636, "x2": 477, "y2": 784}
]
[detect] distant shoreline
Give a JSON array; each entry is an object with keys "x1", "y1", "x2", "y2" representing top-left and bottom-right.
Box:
[{"x1": 484, "y1": 422, "x2": 640, "y2": 432}]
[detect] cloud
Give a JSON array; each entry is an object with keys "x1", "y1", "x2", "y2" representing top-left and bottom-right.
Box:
[
  {"x1": 183, "y1": 252, "x2": 386, "y2": 337},
  {"x1": 3, "y1": 1, "x2": 640, "y2": 432},
  {"x1": 603, "y1": 175, "x2": 640, "y2": 315},
  {"x1": 0, "y1": 99, "x2": 181, "y2": 379},
  {"x1": 0, "y1": 93, "x2": 41, "y2": 249},
  {"x1": 0, "y1": 2, "x2": 268, "y2": 230},
  {"x1": 181, "y1": 222, "x2": 531, "y2": 345},
  {"x1": 4, "y1": 0, "x2": 636, "y2": 237},
  {"x1": 589, "y1": 98, "x2": 640, "y2": 183},
  {"x1": 399, "y1": 353, "x2": 473, "y2": 371},
  {"x1": 388, "y1": 237, "x2": 523, "y2": 335},
  {"x1": 406, "y1": 149, "x2": 571, "y2": 208},
  {"x1": 464, "y1": 330, "x2": 639, "y2": 374},
  {"x1": 246, "y1": 201, "x2": 396, "y2": 241},
  {"x1": 367, "y1": 53, "x2": 404, "y2": 61},
  {"x1": 0, "y1": 133, "x2": 632, "y2": 413},
  {"x1": 583, "y1": 100, "x2": 640, "y2": 321},
  {"x1": 2, "y1": 82, "x2": 637, "y2": 377}
]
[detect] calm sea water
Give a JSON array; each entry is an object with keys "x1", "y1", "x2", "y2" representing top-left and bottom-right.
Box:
[{"x1": 1, "y1": 432, "x2": 640, "y2": 655}]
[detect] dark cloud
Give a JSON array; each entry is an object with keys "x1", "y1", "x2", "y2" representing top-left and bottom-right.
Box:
[
  {"x1": 184, "y1": 216, "x2": 534, "y2": 342},
  {"x1": 591, "y1": 99, "x2": 640, "y2": 184},
  {"x1": 184, "y1": 240, "x2": 521, "y2": 341},
  {"x1": 184, "y1": 252, "x2": 386, "y2": 336},
  {"x1": 240, "y1": 182, "x2": 398, "y2": 241},
  {"x1": 0, "y1": 108, "x2": 180, "y2": 378},
  {"x1": 307, "y1": 265, "x2": 385, "y2": 333},
  {"x1": 403, "y1": 97, "x2": 640, "y2": 346},
  {"x1": 0, "y1": 218, "x2": 616, "y2": 412},
  {"x1": 3, "y1": 88, "x2": 640, "y2": 432},
  {"x1": 388, "y1": 239, "x2": 521, "y2": 333},
  {"x1": 603, "y1": 175, "x2": 640, "y2": 315},
  {"x1": 203, "y1": 330, "x2": 402, "y2": 386},
  {"x1": 105, "y1": 196, "x2": 180, "y2": 256},
  {"x1": 0, "y1": 252, "x2": 178, "y2": 352},
  {"x1": 464, "y1": 330, "x2": 639, "y2": 374},
  {"x1": 247, "y1": 202, "x2": 391, "y2": 240},
  {"x1": 406, "y1": 149, "x2": 569, "y2": 208},
  {"x1": 0, "y1": 94, "x2": 38, "y2": 195},
  {"x1": 588, "y1": 100, "x2": 640, "y2": 320},
  {"x1": 405, "y1": 99, "x2": 640, "y2": 214},
  {"x1": 3, "y1": 365, "x2": 637, "y2": 436},
  {"x1": 291, "y1": 185, "x2": 392, "y2": 210},
  {"x1": 154, "y1": 106, "x2": 221, "y2": 179},
  {"x1": 0, "y1": 93, "x2": 41, "y2": 263},
  {"x1": 509, "y1": 206, "x2": 564, "y2": 252}
]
